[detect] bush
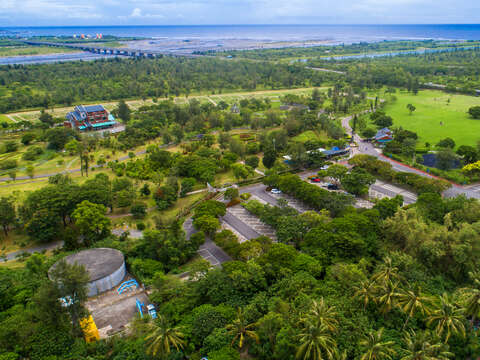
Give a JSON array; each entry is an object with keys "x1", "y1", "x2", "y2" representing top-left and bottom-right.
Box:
[
  {"x1": 240, "y1": 192, "x2": 251, "y2": 200},
  {"x1": 136, "y1": 222, "x2": 146, "y2": 231},
  {"x1": 22, "y1": 146, "x2": 43, "y2": 161},
  {"x1": 208, "y1": 346, "x2": 240, "y2": 360},
  {"x1": 214, "y1": 230, "x2": 241, "y2": 258},
  {"x1": 190, "y1": 231, "x2": 206, "y2": 247},
  {"x1": 131, "y1": 202, "x2": 147, "y2": 219},
  {"x1": 227, "y1": 198, "x2": 241, "y2": 207},
  {"x1": 0, "y1": 159, "x2": 17, "y2": 170}
]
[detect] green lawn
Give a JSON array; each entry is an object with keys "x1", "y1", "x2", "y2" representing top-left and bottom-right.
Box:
[
  {"x1": 383, "y1": 90, "x2": 480, "y2": 148},
  {"x1": 0, "y1": 45, "x2": 78, "y2": 57},
  {"x1": 0, "y1": 114, "x2": 10, "y2": 123},
  {"x1": 292, "y1": 130, "x2": 329, "y2": 143}
]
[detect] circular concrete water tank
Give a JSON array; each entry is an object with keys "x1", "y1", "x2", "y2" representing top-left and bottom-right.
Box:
[{"x1": 50, "y1": 248, "x2": 126, "y2": 297}]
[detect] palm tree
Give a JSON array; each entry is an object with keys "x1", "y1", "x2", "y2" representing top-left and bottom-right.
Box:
[
  {"x1": 296, "y1": 319, "x2": 337, "y2": 360},
  {"x1": 397, "y1": 285, "x2": 432, "y2": 329},
  {"x1": 226, "y1": 307, "x2": 259, "y2": 350},
  {"x1": 360, "y1": 328, "x2": 396, "y2": 360},
  {"x1": 309, "y1": 298, "x2": 339, "y2": 333},
  {"x1": 401, "y1": 330, "x2": 453, "y2": 360},
  {"x1": 464, "y1": 271, "x2": 480, "y2": 324},
  {"x1": 354, "y1": 279, "x2": 377, "y2": 310},
  {"x1": 145, "y1": 315, "x2": 185, "y2": 359},
  {"x1": 426, "y1": 293, "x2": 466, "y2": 343},
  {"x1": 372, "y1": 256, "x2": 402, "y2": 285},
  {"x1": 377, "y1": 281, "x2": 400, "y2": 315}
]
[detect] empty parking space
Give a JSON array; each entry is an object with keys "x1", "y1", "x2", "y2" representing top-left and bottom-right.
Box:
[
  {"x1": 269, "y1": 192, "x2": 312, "y2": 213},
  {"x1": 227, "y1": 205, "x2": 277, "y2": 241},
  {"x1": 197, "y1": 249, "x2": 221, "y2": 266},
  {"x1": 370, "y1": 180, "x2": 417, "y2": 205}
]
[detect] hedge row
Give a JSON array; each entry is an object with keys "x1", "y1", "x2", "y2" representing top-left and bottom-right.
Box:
[{"x1": 348, "y1": 154, "x2": 451, "y2": 194}]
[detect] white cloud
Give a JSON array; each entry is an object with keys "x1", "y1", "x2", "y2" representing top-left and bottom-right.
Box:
[
  {"x1": 130, "y1": 7, "x2": 142, "y2": 17},
  {"x1": 0, "y1": 0, "x2": 479, "y2": 26}
]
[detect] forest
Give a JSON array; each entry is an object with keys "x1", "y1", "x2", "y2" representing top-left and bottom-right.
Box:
[{"x1": 0, "y1": 57, "x2": 336, "y2": 113}]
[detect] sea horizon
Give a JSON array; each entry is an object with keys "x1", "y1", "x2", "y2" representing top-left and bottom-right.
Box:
[{"x1": 2, "y1": 24, "x2": 480, "y2": 43}]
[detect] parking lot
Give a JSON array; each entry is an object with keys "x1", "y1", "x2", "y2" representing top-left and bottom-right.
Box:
[
  {"x1": 369, "y1": 180, "x2": 417, "y2": 205},
  {"x1": 219, "y1": 176, "x2": 419, "y2": 248},
  {"x1": 227, "y1": 202, "x2": 277, "y2": 241}
]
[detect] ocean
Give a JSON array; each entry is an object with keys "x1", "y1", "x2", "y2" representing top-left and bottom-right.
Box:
[{"x1": 3, "y1": 24, "x2": 480, "y2": 43}]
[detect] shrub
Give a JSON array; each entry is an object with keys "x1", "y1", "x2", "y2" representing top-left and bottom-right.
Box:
[
  {"x1": 214, "y1": 230, "x2": 241, "y2": 258},
  {"x1": 131, "y1": 202, "x2": 147, "y2": 219},
  {"x1": 136, "y1": 222, "x2": 146, "y2": 231},
  {"x1": 240, "y1": 192, "x2": 251, "y2": 200},
  {"x1": 190, "y1": 231, "x2": 206, "y2": 247},
  {"x1": 0, "y1": 159, "x2": 17, "y2": 170},
  {"x1": 22, "y1": 146, "x2": 43, "y2": 161}
]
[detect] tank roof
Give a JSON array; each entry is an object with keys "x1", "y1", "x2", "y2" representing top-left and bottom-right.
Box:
[{"x1": 50, "y1": 248, "x2": 124, "y2": 282}]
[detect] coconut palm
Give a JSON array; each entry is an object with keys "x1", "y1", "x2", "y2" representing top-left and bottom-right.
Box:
[
  {"x1": 401, "y1": 330, "x2": 453, "y2": 360},
  {"x1": 309, "y1": 298, "x2": 339, "y2": 333},
  {"x1": 296, "y1": 319, "x2": 337, "y2": 360},
  {"x1": 145, "y1": 315, "x2": 185, "y2": 359},
  {"x1": 426, "y1": 293, "x2": 466, "y2": 343},
  {"x1": 397, "y1": 285, "x2": 432, "y2": 329},
  {"x1": 354, "y1": 279, "x2": 377, "y2": 310},
  {"x1": 372, "y1": 256, "x2": 402, "y2": 285},
  {"x1": 226, "y1": 307, "x2": 259, "y2": 349},
  {"x1": 360, "y1": 328, "x2": 396, "y2": 360},
  {"x1": 464, "y1": 271, "x2": 480, "y2": 323},
  {"x1": 377, "y1": 281, "x2": 400, "y2": 315}
]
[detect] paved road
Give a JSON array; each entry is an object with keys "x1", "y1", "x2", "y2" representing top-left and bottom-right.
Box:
[
  {"x1": 183, "y1": 217, "x2": 232, "y2": 266},
  {"x1": 1, "y1": 240, "x2": 63, "y2": 262},
  {"x1": 341, "y1": 114, "x2": 480, "y2": 200},
  {"x1": 221, "y1": 212, "x2": 262, "y2": 240}
]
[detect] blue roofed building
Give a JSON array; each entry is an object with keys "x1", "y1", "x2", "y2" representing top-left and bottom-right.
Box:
[
  {"x1": 65, "y1": 105, "x2": 117, "y2": 131},
  {"x1": 374, "y1": 128, "x2": 393, "y2": 143}
]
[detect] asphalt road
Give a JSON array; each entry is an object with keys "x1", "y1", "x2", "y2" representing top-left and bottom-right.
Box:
[
  {"x1": 221, "y1": 212, "x2": 261, "y2": 240},
  {"x1": 341, "y1": 114, "x2": 480, "y2": 200},
  {"x1": 183, "y1": 217, "x2": 232, "y2": 266}
]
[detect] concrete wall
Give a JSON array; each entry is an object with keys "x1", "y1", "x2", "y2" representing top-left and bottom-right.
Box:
[{"x1": 87, "y1": 261, "x2": 126, "y2": 297}]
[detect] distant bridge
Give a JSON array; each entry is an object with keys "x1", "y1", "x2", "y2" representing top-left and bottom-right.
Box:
[{"x1": 22, "y1": 40, "x2": 201, "y2": 59}]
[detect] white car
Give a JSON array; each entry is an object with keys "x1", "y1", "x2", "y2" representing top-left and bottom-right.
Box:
[
  {"x1": 147, "y1": 304, "x2": 157, "y2": 319},
  {"x1": 270, "y1": 188, "x2": 282, "y2": 194}
]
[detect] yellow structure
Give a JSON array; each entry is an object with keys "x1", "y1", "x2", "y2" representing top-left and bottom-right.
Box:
[{"x1": 80, "y1": 315, "x2": 100, "y2": 343}]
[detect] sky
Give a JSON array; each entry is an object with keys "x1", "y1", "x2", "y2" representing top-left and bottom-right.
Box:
[{"x1": 0, "y1": 0, "x2": 479, "y2": 26}]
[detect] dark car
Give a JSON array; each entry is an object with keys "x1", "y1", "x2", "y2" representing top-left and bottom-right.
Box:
[{"x1": 327, "y1": 183, "x2": 339, "y2": 190}]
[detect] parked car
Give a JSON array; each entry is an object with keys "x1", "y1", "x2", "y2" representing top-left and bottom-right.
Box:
[
  {"x1": 320, "y1": 165, "x2": 330, "y2": 170},
  {"x1": 310, "y1": 177, "x2": 322, "y2": 183},
  {"x1": 270, "y1": 188, "x2": 282, "y2": 194},
  {"x1": 327, "y1": 183, "x2": 339, "y2": 190},
  {"x1": 147, "y1": 304, "x2": 157, "y2": 319}
]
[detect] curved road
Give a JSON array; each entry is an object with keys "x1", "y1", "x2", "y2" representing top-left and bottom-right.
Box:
[{"x1": 341, "y1": 115, "x2": 480, "y2": 200}]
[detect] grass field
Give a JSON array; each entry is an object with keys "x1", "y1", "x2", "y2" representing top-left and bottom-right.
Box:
[
  {"x1": 383, "y1": 90, "x2": 480, "y2": 148},
  {"x1": 0, "y1": 114, "x2": 11, "y2": 123},
  {"x1": 0, "y1": 45, "x2": 78, "y2": 57},
  {"x1": 292, "y1": 130, "x2": 329, "y2": 143},
  {"x1": 1, "y1": 87, "x2": 324, "y2": 123}
]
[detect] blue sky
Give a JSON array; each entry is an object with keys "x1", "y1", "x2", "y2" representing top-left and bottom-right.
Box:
[{"x1": 0, "y1": 0, "x2": 479, "y2": 26}]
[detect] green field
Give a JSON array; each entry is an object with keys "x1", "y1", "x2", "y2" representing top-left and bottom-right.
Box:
[
  {"x1": 0, "y1": 45, "x2": 78, "y2": 57},
  {"x1": 0, "y1": 114, "x2": 10, "y2": 123},
  {"x1": 383, "y1": 90, "x2": 480, "y2": 148},
  {"x1": 292, "y1": 130, "x2": 329, "y2": 143}
]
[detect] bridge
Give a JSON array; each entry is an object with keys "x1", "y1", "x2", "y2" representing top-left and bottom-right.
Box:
[{"x1": 22, "y1": 40, "x2": 200, "y2": 59}]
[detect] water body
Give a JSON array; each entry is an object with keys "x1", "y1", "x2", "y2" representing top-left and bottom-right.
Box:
[
  {"x1": 323, "y1": 45, "x2": 480, "y2": 60},
  {"x1": 3, "y1": 24, "x2": 480, "y2": 42},
  {"x1": 2, "y1": 25, "x2": 480, "y2": 65}
]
